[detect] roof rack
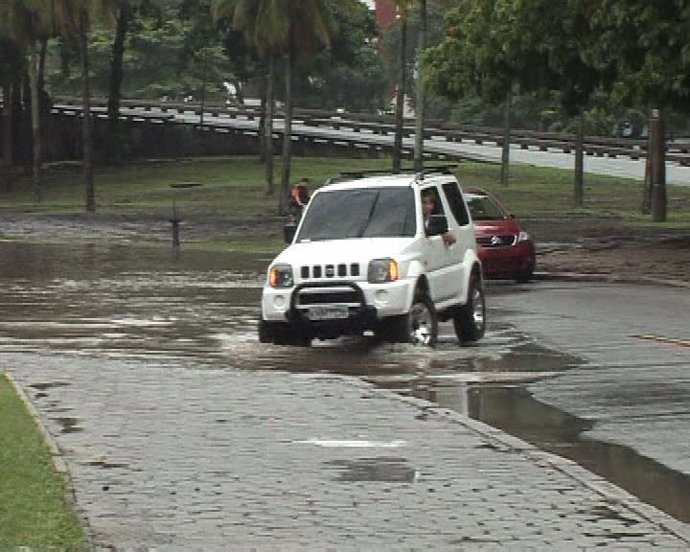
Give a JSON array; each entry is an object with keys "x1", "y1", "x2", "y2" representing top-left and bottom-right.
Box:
[
  {"x1": 413, "y1": 164, "x2": 459, "y2": 181},
  {"x1": 325, "y1": 163, "x2": 459, "y2": 185}
]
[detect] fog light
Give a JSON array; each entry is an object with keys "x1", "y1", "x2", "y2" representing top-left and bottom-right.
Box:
[
  {"x1": 375, "y1": 290, "x2": 389, "y2": 304},
  {"x1": 274, "y1": 295, "x2": 286, "y2": 308}
]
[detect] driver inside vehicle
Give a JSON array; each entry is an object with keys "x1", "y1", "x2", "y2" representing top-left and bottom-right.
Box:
[{"x1": 421, "y1": 188, "x2": 456, "y2": 246}]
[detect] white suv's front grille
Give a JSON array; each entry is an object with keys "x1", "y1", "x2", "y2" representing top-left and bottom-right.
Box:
[
  {"x1": 300, "y1": 263, "x2": 361, "y2": 280},
  {"x1": 295, "y1": 286, "x2": 362, "y2": 307}
]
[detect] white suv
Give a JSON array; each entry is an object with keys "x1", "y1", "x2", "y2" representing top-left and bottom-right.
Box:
[{"x1": 259, "y1": 168, "x2": 485, "y2": 347}]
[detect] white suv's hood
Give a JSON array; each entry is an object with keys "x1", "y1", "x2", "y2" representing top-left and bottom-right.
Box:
[{"x1": 274, "y1": 238, "x2": 415, "y2": 266}]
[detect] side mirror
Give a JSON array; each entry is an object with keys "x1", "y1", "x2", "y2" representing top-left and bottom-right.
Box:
[
  {"x1": 283, "y1": 222, "x2": 297, "y2": 243},
  {"x1": 426, "y1": 214, "x2": 448, "y2": 236}
]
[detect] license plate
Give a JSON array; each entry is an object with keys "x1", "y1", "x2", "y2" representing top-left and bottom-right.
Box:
[{"x1": 308, "y1": 305, "x2": 349, "y2": 320}]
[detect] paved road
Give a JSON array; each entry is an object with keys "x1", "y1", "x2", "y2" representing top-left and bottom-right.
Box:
[
  {"x1": 7, "y1": 352, "x2": 690, "y2": 550},
  {"x1": 2, "y1": 241, "x2": 689, "y2": 549},
  {"x1": 110, "y1": 105, "x2": 690, "y2": 187},
  {"x1": 490, "y1": 280, "x2": 690, "y2": 479}
]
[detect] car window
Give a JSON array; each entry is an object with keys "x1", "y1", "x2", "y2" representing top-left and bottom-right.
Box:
[
  {"x1": 442, "y1": 182, "x2": 471, "y2": 226},
  {"x1": 466, "y1": 195, "x2": 506, "y2": 221},
  {"x1": 296, "y1": 187, "x2": 416, "y2": 241}
]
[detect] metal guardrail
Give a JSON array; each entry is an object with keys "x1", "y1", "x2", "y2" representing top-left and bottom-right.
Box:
[{"x1": 27, "y1": 96, "x2": 690, "y2": 167}]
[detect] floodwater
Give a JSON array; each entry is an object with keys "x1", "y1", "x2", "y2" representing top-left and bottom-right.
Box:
[{"x1": 1, "y1": 240, "x2": 688, "y2": 522}]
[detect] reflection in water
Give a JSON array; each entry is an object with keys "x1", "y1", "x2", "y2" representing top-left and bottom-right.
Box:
[
  {"x1": 325, "y1": 457, "x2": 419, "y2": 483},
  {"x1": 465, "y1": 386, "x2": 690, "y2": 523},
  {"x1": 1, "y1": 241, "x2": 688, "y2": 523}
]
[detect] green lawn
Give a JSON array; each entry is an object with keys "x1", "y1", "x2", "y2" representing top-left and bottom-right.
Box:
[
  {"x1": 2, "y1": 155, "x2": 689, "y2": 229},
  {"x1": 0, "y1": 374, "x2": 87, "y2": 550}
]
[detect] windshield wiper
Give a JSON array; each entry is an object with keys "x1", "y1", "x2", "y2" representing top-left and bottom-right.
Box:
[{"x1": 356, "y1": 192, "x2": 380, "y2": 237}]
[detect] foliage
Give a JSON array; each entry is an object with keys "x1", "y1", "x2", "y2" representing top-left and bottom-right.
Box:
[
  {"x1": 296, "y1": 0, "x2": 387, "y2": 111},
  {"x1": 0, "y1": 374, "x2": 86, "y2": 549},
  {"x1": 584, "y1": 0, "x2": 690, "y2": 112},
  {"x1": 381, "y1": 0, "x2": 447, "y2": 108}
]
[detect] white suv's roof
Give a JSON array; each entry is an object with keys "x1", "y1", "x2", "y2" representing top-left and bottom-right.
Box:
[{"x1": 320, "y1": 172, "x2": 454, "y2": 192}]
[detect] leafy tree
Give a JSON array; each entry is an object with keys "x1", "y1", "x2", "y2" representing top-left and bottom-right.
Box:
[
  {"x1": 212, "y1": 0, "x2": 334, "y2": 212},
  {"x1": 275, "y1": 1, "x2": 335, "y2": 213},
  {"x1": 584, "y1": 0, "x2": 690, "y2": 221},
  {"x1": 296, "y1": 0, "x2": 386, "y2": 112},
  {"x1": 212, "y1": 0, "x2": 280, "y2": 197},
  {"x1": 424, "y1": 0, "x2": 608, "y2": 197}
]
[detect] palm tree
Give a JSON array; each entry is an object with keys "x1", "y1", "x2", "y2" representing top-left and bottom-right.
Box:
[
  {"x1": 212, "y1": 0, "x2": 278, "y2": 198},
  {"x1": 0, "y1": 0, "x2": 54, "y2": 203},
  {"x1": 276, "y1": 1, "x2": 334, "y2": 213},
  {"x1": 105, "y1": 0, "x2": 133, "y2": 163},
  {"x1": 53, "y1": 0, "x2": 115, "y2": 212},
  {"x1": 213, "y1": 0, "x2": 334, "y2": 212}
]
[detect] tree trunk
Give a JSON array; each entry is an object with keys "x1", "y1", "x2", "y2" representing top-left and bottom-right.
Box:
[
  {"x1": 413, "y1": 0, "x2": 427, "y2": 172},
  {"x1": 27, "y1": 44, "x2": 42, "y2": 204},
  {"x1": 641, "y1": 120, "x2": 652, "y2": 214},
  {"x1": 38, "y1": 39, "x2": 49, "y2": 113},
  {"x1": 107, "y1": 2, "x2": 130, "y2": 163},
  {"x1": 280, "y1": 42, "x2": 294, "y2": 215},
  {"x1": 574, "y1": 113, "x2": 584, "y2": 207},
  {"x1": 258, "y1": 72, "x2": 266, "y2": 162},
  {"x1": 649, "y1": 108, "x2": 666, "y2": 222},
  {"x1": 199, "y1": 47, "x2": 207, "y2": 129},
  {"x1": 80, "y1": 27, "x2": 95, "y2": 213},
  {"x1": 1, "y1": 83, "x2": 13, "y2": 192},
  {"x1": 264, "y1": 55, "x2": 275, "y2": 197},
  {"x1": 393, "y1": 17, "x2": 407, "y2": 174},
  {"x1": 12, "y1": 82, "x2": 27, "y2": 166},
  {"x1": 500, "y1": 92, "x2": 511, "y2": 186}
]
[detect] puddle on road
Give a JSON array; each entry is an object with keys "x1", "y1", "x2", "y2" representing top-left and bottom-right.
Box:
[
  {"x1": 461, "y1": 386, "x2": 690, "y2": 523},
  {"x1": 1, "y1": 241, "x2": 688, "y2": 523},
  {"x1": 326, "y1": 457, "x2": 418, "y2": 483}
]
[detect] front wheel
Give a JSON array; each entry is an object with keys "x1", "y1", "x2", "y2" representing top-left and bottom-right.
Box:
[
  {"x1": 388, "y1": 294, "x2": 438, "y2": 347},
  {"x1": 453, "y1": 277, "x2": 486, "y2": 343},
  {"x1": 259, "y1": 319, "x2": 311, "y2": 347}
]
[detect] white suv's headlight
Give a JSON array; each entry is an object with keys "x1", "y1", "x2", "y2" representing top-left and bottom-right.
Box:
[
  {"x1": 268, "y1": 264, "x2": 294, "y2": 288},
  {"x1": 368, "y1": 258, "x2": 399, "y2": 283}
]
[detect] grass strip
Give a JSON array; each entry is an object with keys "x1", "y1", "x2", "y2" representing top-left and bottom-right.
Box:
[
  {"x1": 0, "y1": 373, "x2": 86, "y2": 550},
  {"x1": 1, "y1": 155, "x2": 688, "y2": 230}
]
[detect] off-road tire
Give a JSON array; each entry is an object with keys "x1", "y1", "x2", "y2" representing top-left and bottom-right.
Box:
[
  {"x1": 382, "y1": 294, "x2": 438, "y2": 346},
  {"x1": 453, "y1": 277, "x2": 486, "y2": 343},
  {"x1": 259, "y1": 319, "x2": 311, "y2": 347}
]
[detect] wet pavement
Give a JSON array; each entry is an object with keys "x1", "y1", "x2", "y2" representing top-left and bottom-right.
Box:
[{"x1": 2, "y1": 240, "x2": 689, "y2": 549}]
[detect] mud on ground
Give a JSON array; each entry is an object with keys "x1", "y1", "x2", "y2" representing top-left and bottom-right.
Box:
[
  {"x1": 1, "y1": 212, "x2": 689, "y2": 285},
  {"x1": 525, "y1": 218, "x2": 690, "y2": 285}
]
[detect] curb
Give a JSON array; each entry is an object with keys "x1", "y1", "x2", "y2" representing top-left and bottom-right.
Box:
[
  {"x1": 535, "y1": 270, "x2": 690, "y2": 289},
  {"x1": 5, "y1": 371, "x2": 96, "y2": 551}
]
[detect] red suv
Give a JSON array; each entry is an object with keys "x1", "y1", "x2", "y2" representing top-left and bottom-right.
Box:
[{"x1": 464, "y1": 187, "x2": 536, "y2": 283}]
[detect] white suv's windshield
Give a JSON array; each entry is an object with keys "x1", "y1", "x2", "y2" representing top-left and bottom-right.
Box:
[{"x1": 296, "y1": 187, "x2": 416, "y2": 242}]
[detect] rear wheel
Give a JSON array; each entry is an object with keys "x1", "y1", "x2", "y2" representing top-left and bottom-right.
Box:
[{"x1": 453, "y1": 277, "x2": 486, "y2": 343}]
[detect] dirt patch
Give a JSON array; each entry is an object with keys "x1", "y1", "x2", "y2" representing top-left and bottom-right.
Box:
[
  {"x1": 1, "y1": 212, "x2": 688, "y2": 286},
  {"x1": 525, "y1": 218, "x2": 690, "y2": 285}
]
